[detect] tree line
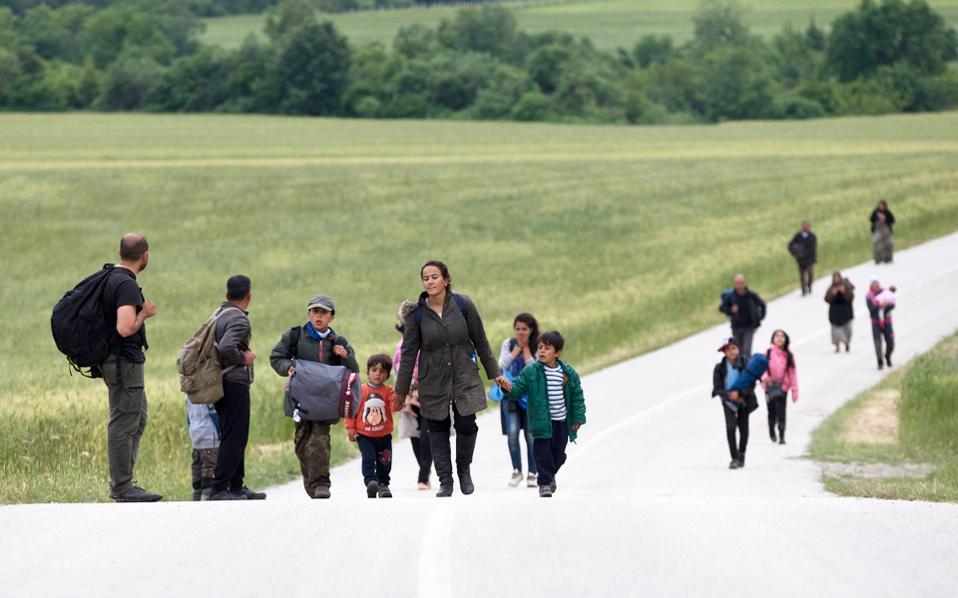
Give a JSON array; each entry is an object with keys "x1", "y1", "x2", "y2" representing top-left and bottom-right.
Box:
[{"x1": 1, "y1": 0, "x2": 956, "y2": 123}]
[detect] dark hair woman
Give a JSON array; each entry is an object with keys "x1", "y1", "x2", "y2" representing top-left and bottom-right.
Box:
[
  {"x1": 825, "y1": 272, "x2": 855, "y2": 352},
  {"x1": 870, "y1": 200, "x2": 895, "y2": 264},
  {"x1": 498, "y1": 313, "x2": 540, "y2": 488},
  {"x1": 760, "y1": 330, "x2": 799, "y2": 445},
  {"x1": 394, "y1": 260, "x2": 507, "y2": 497}
]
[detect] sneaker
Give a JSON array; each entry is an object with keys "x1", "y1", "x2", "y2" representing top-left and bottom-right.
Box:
[
  {"x1": 538, "y1": 486, "x2": 553, "y2": 498},
  {"x1": 886, "y1": 355, "x2": 893, "y2": 368},
  {"x1": 235, "y1": 486, "x2": 266, "y2": 500},
  {"x1": 769, "y1": 429, "x2": 777, "y2": 442},
  {"x1": 550, "y1": 481, "x2": 557, "y2": 494},
  {"x1": 729, "y1": 460, "x2": 741, "y2": 470},
  {"x1": 366, "y1": 480, "x2": 380, "y2": 498},
  {"x1": 527, "y1": 473, "x2": 538, "y2": 488},
  {"x1": 378, "y1": 486, "x2": 392, "y2": 498},
  {"x1": 779, "y1": 438, "x2": 786, "y2": 445},
  {"x1": 312, "y1": 487, "x2": 331, "y2": 499},
  {"x1": 111, "y1": 486, "x2": 163, "y2": 503},
  {"x1": 210, "y1": 489, "x2": 247, "y2": 501},
  {"x1": 508, "y1": 470, "x2": 523, "y2": 487}
]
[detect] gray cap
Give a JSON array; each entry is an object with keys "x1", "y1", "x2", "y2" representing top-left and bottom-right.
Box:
[{"x1": 306, "y1": 294, "x2": 335, "y2": 313}]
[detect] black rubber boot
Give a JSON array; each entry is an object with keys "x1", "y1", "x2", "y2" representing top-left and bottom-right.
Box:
[
  {"x1": 429, "y1": 429, "x2": 454, "y2": 498},
  {"x1": 456, "y1": 432, "x2": 478, "y2": 495}
]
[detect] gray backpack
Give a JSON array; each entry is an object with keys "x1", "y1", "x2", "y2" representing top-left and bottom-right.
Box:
[
  {"x1": 287, "y1": 359, "x2": 361, "y2": 422},
  {"x1": 177, "y1": 306, "x2": 239, "y2": 405}
]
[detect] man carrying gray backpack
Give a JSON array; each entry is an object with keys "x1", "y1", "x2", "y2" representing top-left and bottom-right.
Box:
[{"x1": 209, "y1": 275, "x2": 266, "y2": 501}]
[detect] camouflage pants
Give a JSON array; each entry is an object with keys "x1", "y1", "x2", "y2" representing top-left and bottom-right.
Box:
[
  {"x1": 191, "y1": 448, "x2": 218, "y2": 490},
  {"x1": 294, "y1": 420, "x2": 331, "y2": 497}
]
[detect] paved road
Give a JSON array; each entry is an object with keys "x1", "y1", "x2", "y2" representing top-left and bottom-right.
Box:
[{"x1": 3, "y1": 233, "x2": 958, "y2": 597}]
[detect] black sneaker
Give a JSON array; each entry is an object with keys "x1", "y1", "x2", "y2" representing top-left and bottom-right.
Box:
[
  {"x1": 235, "y1": 486, "x2": 266, "y2": 500},
  {"x1": 112, "y1": 486, "x2": 162, "y2": 503},
  {"x1": 377, "y1": 486, "x2": 392, "y2": 498},
  {"x1": 729, "y1": 460, "x2": 741, "y2": 470},
  {"x1": 210, "y1": 489, "x2": 247, "y2": 501},
  {"x1": 779, "y1": 438, "x2": 786, "y2": 445},
  {"x1": 366, "y1": 480, "x2": 380, "y2": 498},
  {"x1": 538, "y1": 486, "x2": 553, "y2": 498},
  {"x1": 436, "y1": 484, "x2": 453, "y2": 498},
  {"x1": 769, "y1": 429, "x2": 777, "y2": 442},
  {"x1": 885, "y1": 355, "x2": 893, "y2": 368}
]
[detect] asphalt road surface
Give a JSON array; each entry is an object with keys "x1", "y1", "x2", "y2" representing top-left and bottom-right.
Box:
[{"x1": 3, "y1": 233, "x2": 958, "y2": 598}]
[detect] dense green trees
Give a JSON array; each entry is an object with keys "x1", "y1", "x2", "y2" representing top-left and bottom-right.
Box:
[{"x1": 1, "y1": 0, "x2": 956, "y2": 124}]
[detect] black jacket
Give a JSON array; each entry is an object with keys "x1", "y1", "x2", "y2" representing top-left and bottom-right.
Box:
[
  {"x1": 712, "y1": 356, "x2": 757, "y2": 409},
  {"x1": 719, "y1": 289, "x2": 766, "y2": 329},
  {"x1": 788, "y1": 231, "x2": 817, "y2": 267},
  {"x1": 870, "y1": 208, "x2": 895, "y2": 233},
  {"x1": 825, "y1": 281, "x2": 855, "y2": 326}
]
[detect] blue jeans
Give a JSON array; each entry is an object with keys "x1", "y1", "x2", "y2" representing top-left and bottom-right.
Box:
[
  {"x1": 357, "y1": 434, "x2": 392, "y2": 487},
  {"x1": 501, "y1": 401, "x2": 537, "y2": 475}
]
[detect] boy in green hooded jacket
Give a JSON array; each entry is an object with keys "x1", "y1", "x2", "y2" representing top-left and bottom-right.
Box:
[{"x1": 503, "y1": 330, "x2": 586, "y2": 498}]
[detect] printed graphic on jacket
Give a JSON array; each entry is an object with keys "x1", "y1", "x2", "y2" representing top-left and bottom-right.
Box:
[{"x1": 346, "y1": 383, "x2": 397, "y2": 438}]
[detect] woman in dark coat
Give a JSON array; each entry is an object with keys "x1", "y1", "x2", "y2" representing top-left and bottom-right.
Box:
[
  {"x1": 825, "y1": 272, "x2": 855, "y2": 352},
  {"x1": 395, "y1": 261, "x2": 507, "y2": 497},
  {"x1": 870, "y1": 200, "x2": 895, "y2": 264}
]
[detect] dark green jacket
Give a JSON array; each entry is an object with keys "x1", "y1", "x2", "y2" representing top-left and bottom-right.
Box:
[
  {"x1": 269, "y1": 324, "x2": 359, "y2": 419},
  {"x1": 504, "y1": 359, "x2": 586, "y2": 441},
  {"x1": 395, "y1": 292, "x2": 499, "y2": 420}
]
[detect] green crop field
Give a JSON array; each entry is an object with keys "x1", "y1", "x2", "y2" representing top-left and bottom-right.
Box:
[
  {"x1": 200, "y1": 0, "x2": 958, "y2": 51},
  {"x1": 2, "y1": 111, "x2": 958, "y2": 503}
]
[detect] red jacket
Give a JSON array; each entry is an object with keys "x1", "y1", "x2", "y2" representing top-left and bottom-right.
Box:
[{"x1": 346, "y1": 383, "x2": 398, "y2": 438}]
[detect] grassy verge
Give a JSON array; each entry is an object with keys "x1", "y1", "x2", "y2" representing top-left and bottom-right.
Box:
[
  {"x1": 2, "y1": 112, "x2": 958, "y2": 503},
  {"x1": 809, "y1": 332, "x2": 958, "y2": 502}
]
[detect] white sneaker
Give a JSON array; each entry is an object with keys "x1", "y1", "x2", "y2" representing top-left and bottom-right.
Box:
[
  {"x1": 508, "y1": 470, "x2": 522, "y2": 487},
  {"x1": 526, "y1": 473, "x2": 538, "y2": 488}
]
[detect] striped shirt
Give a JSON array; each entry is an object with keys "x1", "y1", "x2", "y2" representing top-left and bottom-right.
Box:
[{"x1": 543, "y1": 364, "x2": 567, "y2": 421}]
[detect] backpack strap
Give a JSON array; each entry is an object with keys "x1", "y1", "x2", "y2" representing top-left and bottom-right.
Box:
[{"x1": 289, "y1": 326, "x2": 301, "y2": 360}]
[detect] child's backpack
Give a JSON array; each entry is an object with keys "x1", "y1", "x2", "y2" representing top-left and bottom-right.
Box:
[
  {"x1": 287, "y1": 359, "x2": 361, "y2": 422},
  {"x1": 51, "y1": 264, "x2": 118, "y2": 378},
  {"x1": 176, "y1": 306, "x2": 240, "y2": 405}
]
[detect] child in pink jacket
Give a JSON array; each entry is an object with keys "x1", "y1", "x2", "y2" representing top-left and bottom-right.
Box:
[{"x1": 761, "y1": 329, "x2": 799, "y2": 445}]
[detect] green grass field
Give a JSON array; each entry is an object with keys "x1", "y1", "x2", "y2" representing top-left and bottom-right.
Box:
[
  {"x1": 810, "y1": 332, "x2": 958, "y2": 502},
  {"x1": 200, "y1": 0, "x2": 958, "y2": 51},
  {"x1": 2, "y1": 111, "x2": 958, "y2": 503}
]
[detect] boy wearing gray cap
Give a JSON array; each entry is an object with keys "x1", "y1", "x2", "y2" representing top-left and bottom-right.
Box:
[{"x1": 270, "y1": 293, "x2": 360, "y2": 499}]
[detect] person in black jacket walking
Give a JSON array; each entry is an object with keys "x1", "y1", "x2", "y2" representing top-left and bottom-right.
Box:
[
  {"x1": 719, "y1": 274, "x2": 766, "y2": 357},
  {"x1": 711, "y1": 338, "x2": 758, "y2": 469},
  {"x1": 394, "y1": 261, "x2": 509, "y2": 498},
  {"x1": 788, "y1": 219, "x2": 817, "y2": 296},
  {"x1": 870, "y1": 200, "x2": 895, "y2": 264},
  {"x1": 825, "y1": 272, "x2": 855, "y2": 353}
]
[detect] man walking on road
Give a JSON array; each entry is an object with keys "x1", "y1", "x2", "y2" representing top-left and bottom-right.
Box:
[
  {"x1": 210, "y1": 275, "x2": 266, "y2": 501},
  {"x1": 789, "y1": 219, "x2": 817, "y2": 296},
  {"x1": 101, "y1": 233, "x2": 161, "y2": 502},
  {"x1": 719, "y1": 274, "x2": 766, "y2": 357}
]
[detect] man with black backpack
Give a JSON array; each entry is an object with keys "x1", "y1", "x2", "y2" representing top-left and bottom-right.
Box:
[{"x1": 100, "y1": 233, "x2": 161, "y2": 502}]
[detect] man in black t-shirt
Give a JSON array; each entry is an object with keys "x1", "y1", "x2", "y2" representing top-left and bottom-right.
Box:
[{"x1": 99, "y1": 233, "x2": 161, "y2": 502}]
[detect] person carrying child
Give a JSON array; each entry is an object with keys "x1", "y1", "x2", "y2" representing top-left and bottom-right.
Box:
[
  {"x1": 346, "y1": 355, "x2": 399, "y2": 498},
  {"x1": 502, "y1": 331, "x2": 586, "y2": 498},
  {"x1": 270, "y1": 293, "x2": 360, "y2": 499},
  {"x1": 185, "y1": 398, "x2": 220, "y2": 501},
  {"x1": 760, "y1": 330, "x2": 799, "y2": 445},
  {"x1": 711, "y1": 337, "x2": 761, "y2": 469},
  {"x1": 865, "y1": 279, "x2": 896, "y2": 370}
]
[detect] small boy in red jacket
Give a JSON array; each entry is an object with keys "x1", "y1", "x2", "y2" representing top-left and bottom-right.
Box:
[{"x1": 346, "y1": 354, "x2": 399, "y2": 498}]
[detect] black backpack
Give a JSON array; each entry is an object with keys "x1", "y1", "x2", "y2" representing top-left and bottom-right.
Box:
[{"x1": 51, "y1": 264, "x2": 118, "y2": 378}]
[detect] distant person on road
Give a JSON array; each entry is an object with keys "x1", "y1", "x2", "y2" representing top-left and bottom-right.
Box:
[
  {"x1": 185, "y1": 399, "x2": 219, "y2": 501},
  {"x1": 866, "y1": 279, "x2": 896, "y2": 370},
  {"x1": 870, "y1": 200, "x2": 895, "y2": 264},
  {"x1": 393, "y1": 300, "x2": 432, "y2": 490},
  {"x1": 210, "y1": 275, "x2": 266, "y2": 500},
  {"x1": 270, "y1": 293, "x2": 360, "y2": 499},
  {"x1": 100, "y1": 233, "x2": 161, "y2": 502},
  {"x1": 502, "y1": 331, "x2": 586, "y2": 498},
  {"x1": 719, "y1": 274, "x2": 766, "y2": 357},
  {"x1": 825, "y1": 272, "x2": 855, "y2": 353},
  {"x1": 760, "y1": 330, "x2": 799, "y2": 445},
  {"x1": 498, "y1": 313, "x2": 540, "y2": 489},
  {"x1": 788, "y1": 219, "x2": 817, "y2": 296},
  {"x1": 394, "y1": 261, "x2": 507, "y2": 498},
  {"x1": 346, "y1": 355, "x2": 398, "y2": 499},
  {"x1": 711, "y1": 337, "x2": 758, "y2": 469}
]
